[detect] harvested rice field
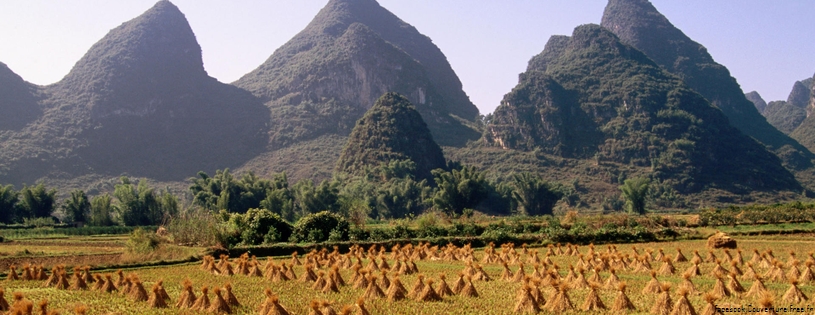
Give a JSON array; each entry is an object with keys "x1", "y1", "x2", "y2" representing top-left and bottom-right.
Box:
[{"x1": 3, "y1": 235, "x2": 815, "y2": 314}]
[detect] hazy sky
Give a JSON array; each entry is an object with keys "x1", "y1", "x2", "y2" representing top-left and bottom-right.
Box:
[{"x1": 1, "y1": 1, "x2": 813, "y2": 115}]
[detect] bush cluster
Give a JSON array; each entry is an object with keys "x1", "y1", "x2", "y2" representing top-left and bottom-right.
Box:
[{"x1": 700, "y1": 201, "x2": 815, "y2": 226}]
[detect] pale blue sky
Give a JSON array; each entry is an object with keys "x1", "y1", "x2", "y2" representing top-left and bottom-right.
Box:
[{"x1": 1, "y1": 1, "x2": 812, "y2": 115}]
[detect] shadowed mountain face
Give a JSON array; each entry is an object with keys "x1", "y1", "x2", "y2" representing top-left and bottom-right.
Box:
[
  {"x1": 0, "y1": 62, "x2": 42, "y2": 131},
  {"x1": 233, "y1": 0, "x2": 479, "y2": 147},
  {"x1": 601, "y1": 0, "x2": 813, "y2": 170},
  {"x1": 486, "y1": 24, "x2": 799, "y2": 194},
  {"x1": 790, "y1": 73, "x2": 815, "y2": 153},
  {"x1": 745, "y1": 91, "x2": 767, "y2": 114},
  {"x1": 764, "y1": 101, "x2": 806, "y2": 135},
  {"x1": 337, "y1": 92, "x2": 446, "y2": 181},
  {"x1": 0, "y1": 0, "x2": 268, "y2": 185}
]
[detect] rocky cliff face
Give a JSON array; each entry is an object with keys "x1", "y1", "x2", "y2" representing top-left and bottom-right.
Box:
[
  {"x1": 745, "y1": 91, "x2": 767, "y2": 114},
  {"x1": 0, "y1": 0, "x2": 268, "y2": 185},
  {"x1": 486, "y1": 24, "x2": 799, "y2": 194},
  {"x1": 601, "y1": 0, "x2": 813, "y2": 169},
  {"x1": 764, "y1": 101, "x2": 806, "y2": 135},
  {"x1": 0, "y1": 62, "x2": 42, "y2": 131},
  {"x1": 233, "y1": 0, "x2": 479, "y2": 147},
  {"x1": 337, "y1": 92, "x2": 446, "y2": 181},
  {"x1": 788, "y1": 80, "x2": 812, "y2": 109}
]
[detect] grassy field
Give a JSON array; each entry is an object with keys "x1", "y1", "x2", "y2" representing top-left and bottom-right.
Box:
[{"x1": 2, "y1": 234, "x2": 815, "y2": 314}]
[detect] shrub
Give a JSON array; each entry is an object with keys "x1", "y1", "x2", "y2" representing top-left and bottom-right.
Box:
[
  {"x1": 126, "y1": 228, "x2": 161, "y2": 254},
  {"x1": 239, "y1": 208, "x2": 293, "y2": 245},
  {"x1": 167, "y1": 208, "x2": 228, "y2": 247},
  {"x1": 292, "y1": 211, "x2": 350, "y2": 243}
]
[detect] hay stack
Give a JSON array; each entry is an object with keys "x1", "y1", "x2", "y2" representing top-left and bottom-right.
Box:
[
  {"x1": 300, "y1": 264, "x2": 317, "y2": 283},
  {"x1": 101, "y1": 274, "x2": 117, "y2": 293},
  {"x1": 678, "y1": 274, "x2": 697, "y2": 295},
  {"x1": 745, "y1": 275, "x2": 768, "y2": 299},
  {"x1": 307, "y1": 300, "x2": 321, "y2": 315},
  {"x1": 21, "y1": 265, "x2": 33, "y2": 281},
  {"x1": 119, "y1": 276, "x2": 132, "y2": 295},
  {"x1": 650, "y1": 283, "x2": 672, "y2": 315},
  {"x1": 91, "y1": 275, "x2": 104, "y2": 291},
  {"x1": 129, "y1": 278, "x2": 148, "y2": 302},
  {"x1": 730, "y1": 261, "x2": 742, "y2": 276},
  {"x1": 572, "y1": 268, "x2": 589, "y2": 289},
  {"x1": 512, "y1": 263, "x2": 526, "y2": 282},
  {"x1": 588, "y1": 268, "x2": 602, "y2": 284},
  {"x1": 147, "y1": 283, "x2": 167, "y2": 308},
  {"x1": 82, "y1": 266, "x2": 94, "y2": 284},
  {"x1": 6, "y1": 266, "x2": 19, "y2": 281},
  {"x1": 436, "y1": 274, "x2": 454, "y2": 297},
  {"x1": 208, "y1": 286, "x2": 232, "y2": 314},
  {"x1": 659, "y1": 257, "x2": 675, "y2": 276},
  {"x1": 0, "y1": 288, "x2": 9, "y2": 312},
  {"x1": 321, "y1": 300, "x2": 338, "y2": 315},
  {"x1": 354, "y1": 297, "x2": 370, "y2": 315},
  {"x1": 331, "y1": 266, "x2": 345, "y2": 287},
  {"x1": 726, "y1": 272, "x2": 745, "y2": 294},
  {"x1": 323, "y1": 271, "x2": 340, "y2": 294},
  {"x1": 513, "y1": 284, "x2": 541, "y2": 314},
  {"x1": 605, "y1": 269, "x2": 621, "y2": 289},
  {"x1": 642, "y1": 271, "x2": 661, "y2": 294},
  {"x1": 699, "y1": 293, "x2": 717, "y2": 315},
  {"x1": 459, "y1": 276, "x2": 479, "y2": 298},
  {"x1": 709, "y1": 275, "x2": 730, "y2": 298},
  {"x1": 363, "y1": 275, "x2": 384, "y2": 299},
  {"x1": 417, "y1": 279, "x2": 442, "y2": 302},
  {"x1": 742, "y1": 263, "x2": 757, "y2": 280},
  {"x1": 757, "y1": 294, "x2": 778, "y2": 315},
  {"x1": 191, "y1": 286, "x2": 211, "y2": 311},
  {"x1": 407, "y1": 275, "x2": 425, "y2": 299},
  {"x1": 674, "y1": 248, "x2": 688, "y2": 263},
  {"x1": 223, "y1": 283, "x2": 239, "y2": 306},
  {"x1": 787, "y1": 261, "x2": 801, "y2": 282},
  {"x1": 451, "y1": 273, "x2": 465, "y2": 294},
  {"x1": 379, "y1": 271, "x2": 389, "y2": 289},
  {"x1": 474, "y1": 264, "x2": 491, "y2": 282},
  {"x1": 35, "y1": 265, "x2": 47, "y2": 281},
  {"x1": 611, "y1": 283, "x2": 635, "y2": 311},
  {"x1": 781, "y1": 279, "x2": 808, "y2": 304},
  {"x1": 386, "y1": 276, "x2": 407, "y2": 302},
  {"x1": 115, "y1": 270, "x2": 125, "y2": 287},
  {"x1": 581, "y1": 282, "x2": 605, "y2": 311},
  {"x1": 37, "y1": 299, "x2": 48, "y2": 315},
  {"x1": 799, "y1": 261, "x2": 814, "y2": 283},
  {"x1": 70, "y1": 267, "x2": 88, "y2": 290},
  {"x1": 544, "y1": 282, "x2": 573, "y2": 312},
  {"x1": 176, "y1": 279, "x2": 196, "y2": 309},
  {"x1": 669, "y1": 288, "x2": 696, "y2": 315},
  {"x1": 313, "y1": 271, "x2": 328, "y2": 291}
]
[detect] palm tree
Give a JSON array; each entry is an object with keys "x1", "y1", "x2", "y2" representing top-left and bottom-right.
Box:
[{"x1": 620, "y1": 177, "x2": 650, "y2": 214}]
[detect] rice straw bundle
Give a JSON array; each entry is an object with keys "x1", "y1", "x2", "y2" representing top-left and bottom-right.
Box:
[
  {"x1": 436, "y1": 274, "x2": 453, "y2": 297},
  {"x1": 37, "y1": 299, "x2": 48, "y2": 315},
  {"x1": 386, "y1": 276, "x2": 407, "y2": 302},
  {"x1": 800, "y1": 261, "x2": 815, "y2": 283},
  {"x1": 781, "y1": 279, "x2": 808, "y2": 304},
  {"x1": 6, "y1": 265, "x2": 19, "y2": 281},
  {"x1": 691, "y1": 250, "x2": 702, "y2": 265},
  {"x1": 363, "y1": 275, "x2": 384, "y2": 299},
  {"x1": 674, "y1": 248, "x2": 688, "y2": 263},
  {"x1": 147, "y1": 283, "x2": 167, "y2": 308},
  {"x1": 678, "y1": 273, "x2": 697, "y2": 295},
  {"x1": 572, "y1": 268, "x2": 589, "y2": 289},
  {"x1": 459, "y1": 276, "x2": 478, "y2": 298},
  {"x1": 417, "y1": 279, "x2": 442, "y2": 302},
  {"x1": 407, "y1": 274, "x2": 425, "y2": 299},
  {"x1": 101, "y1": 274, "x2": 117, "y2": 293},
  {"x1": 581, "y1": 282, "x2": 605, "y2": 311},
  {"x1": 544, "y1": 282, "x2": 573, "y2": 312},
  {"x1": 321, "y1": 300, "x2": 338, "y2": 315},
  {"x1": 55, "y1": 270, "x2": 70, "y2": 290},
  {"x1": 611, "y1": 283, "x2": 635, "y2": 311},
  {"x1": 313, "y1": 271, "x2": 328, "y2": 291},
  {"x1": 0, "y1": 288, "x2": 9, "y2": 311},
  {"x1": 192, "y1": 286, "x2": 211, "y2": 311},
  {"x1": 643, "y1": 271, "x2": 661, "y2": 294},
  {"x1": 512, "y1": 263, "x2": 526, "y2": 282},
  {"x1": 354, "y1": 297, "x2": 370, "y2": 315},
  {"x1": 730, "y1": 261, "x2": 742, "y2": 276},
  {"x1": 70, "y1": 267, "x2": 87, "y2": 290},
  {"x1": 451, "y1": 272, "x2": 465, "y2": 294},
  {"x1": 91, "y1": 275, "x2": 104, "y2": 291},
  {"x1": 726, "y1": 272, "x2": 745, "y2": 295},
  {"x1": 709, "y1": 261, "x2": 727, "y2": 277},
  {"x1": 745, "y1": 275, "x2": 768, "y2": 299},
  {"x1": 704, "y1": 251, "x2": 717, "y2": 263},
  {"x1": 659, "y1": 257, "x2": 675, "y2": 276},
  {"x1": 176, "y1": 279, "x2": 196, "y2": 309},
  {"x1": 742, "y1": 263, "x2": 757, "y2": 280},
  {"x1": 300, "y1": 264, "x2": 317, "y2": 283},
  {"x1": 787, "y1": 261, "x2": 801, "y2": 282},
  {"x1": 208, "y1": 286, "x2": 231, "y2": 314},
  {"x1": 604, "y1": 269, "x2": 621, "y2": 289},
  {"x1": 379, "y1": 270, "x2": 389, "y2": 289},
  {"x1": 129, "y1": 277, "x2": 148, "y2": 302},
  {"x1": 709, "y1": 275, "x2": 730, "y2": 298},
  {"x1": 307, "y1": 300, "x2": 321, "y2": 315},
  {"x1": 650, "y1": 283, "x2": 672, "y2": 315},
  {"x1": 513, "y1": 284, "x2": 541, "y2": 314},
  {"x1": 757, "y1": 293, "x2": 778, "y2": 315},
  {"x1": 223, "y1": 283, "x2": 239, "y2": 306},
  {"x1": 699, "y1": 293, "x2": 717, "y2": 315},
  {"x1": 669, "y1": 288, "x2": 696, "y2": 315}
]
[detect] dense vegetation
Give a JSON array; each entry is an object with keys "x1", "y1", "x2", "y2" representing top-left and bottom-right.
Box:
[
  {"x1": 763, "y1": 101, "x2": 806, "y2": 134},
  {"x1": 336, "y1": 92, "x2": 447, "y2": 182},
  {"x1": 601, "y1": 0, "x2": 814, "y2": 170},
  {"x1": 486, "y1": 24, "x2": 799, "y2": 195}
]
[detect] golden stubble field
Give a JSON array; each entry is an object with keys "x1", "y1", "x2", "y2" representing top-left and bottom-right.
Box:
[{"x1": 3, "y1": 235, "x2": 815, "y2": 314}]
